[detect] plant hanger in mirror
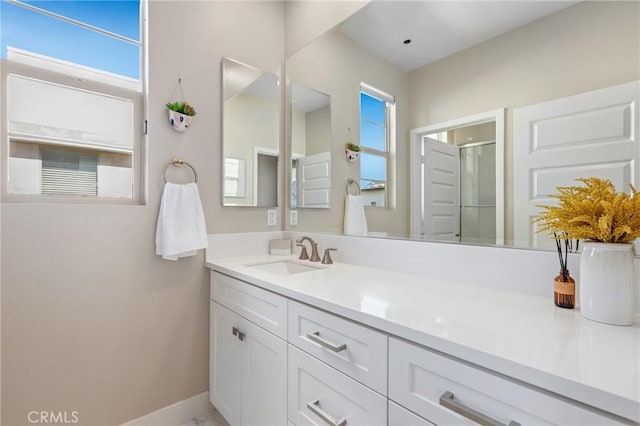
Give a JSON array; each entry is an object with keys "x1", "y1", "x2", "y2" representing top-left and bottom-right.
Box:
[{"x1": 167, "y1": 78, "x2": 197, "y2": 132}]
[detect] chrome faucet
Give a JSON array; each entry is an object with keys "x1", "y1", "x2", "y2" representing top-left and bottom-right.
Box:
[{"x1": 296, "y1": 236, "x2": 321, "y2": 262}]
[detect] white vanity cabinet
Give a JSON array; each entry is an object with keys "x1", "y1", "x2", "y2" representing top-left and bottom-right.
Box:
[
  {"x1": 208, "y1": 267, "x2": 636, "y2": 426},
  {"x1": 209, "y1": 272, "x2": 287, "y2": 426}
]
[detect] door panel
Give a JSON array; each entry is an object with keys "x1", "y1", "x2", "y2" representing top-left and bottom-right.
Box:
[
  {"x1": 513, "y1": 81, "x2": 639, "y2": 249},
  {"x1": 423, "y1": 137, "x2": 460, "y2": 241},
  {"x1": 242, "y1": 318, "x2": 287, "y2": 426},
  {"x1": 297, "y1": 151, "x2": 331, "y2": 208},
  {"x1": 210, "y1": 301, "x2": 242, "y2": 426}
]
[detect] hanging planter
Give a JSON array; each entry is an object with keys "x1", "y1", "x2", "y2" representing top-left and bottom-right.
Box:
[
  {"x1": 345, "y1": 142, "x2": 361, "y2": 163},
  {"x1": 166, "y1": 101, "x2": 196, "y2": 132},
  {"x1": 166, "y1": 78, "x2": 196, "y2": 132}
]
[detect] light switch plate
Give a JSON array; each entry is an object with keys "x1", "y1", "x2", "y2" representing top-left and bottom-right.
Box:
[
  {"x1": 267, "y1": 209, "x2": 277, "y2": 227},
  {"x1": 290, "y1": 210, "x2": 298, "y2": 226}
]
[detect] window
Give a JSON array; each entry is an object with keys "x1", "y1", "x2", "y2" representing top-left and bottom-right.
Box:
[
  {"x1": 1, "y1": 0, "x2": 144, "y2": 202},
  {"x1": 359, "y1": 83, "x2": 395, "y2": 208}
]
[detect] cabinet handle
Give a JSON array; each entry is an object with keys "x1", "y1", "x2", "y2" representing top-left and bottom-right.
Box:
[
  {"x1": 307, "y1": 399, "x2": 346, "y2": 426},
  {"x1": 232, "y1": 326, "x2": 239, "y2": 336},
  {"x1": 439, "y1": 391, "x2": 521, "y2": 426},
  {"x1": 237, "y1": 331, "x2": 245, "y2": 341},
  {"x1": 306, "y1": 330, "x2": 347, "y2": 352}
]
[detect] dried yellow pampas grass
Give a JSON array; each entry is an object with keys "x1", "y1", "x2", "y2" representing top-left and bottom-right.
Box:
[{"x1": 534, "y1": 177, "x2": 640, "y2": 243}]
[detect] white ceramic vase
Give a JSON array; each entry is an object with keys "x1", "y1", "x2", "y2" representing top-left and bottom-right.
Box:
[{"x1": 579, "y1": 242, "x2": 636, "y2": 326}]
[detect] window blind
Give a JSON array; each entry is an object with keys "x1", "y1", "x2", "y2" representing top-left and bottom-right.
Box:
[{"x1": 41, "y1": 148, "x2": 97, "y2": 196}]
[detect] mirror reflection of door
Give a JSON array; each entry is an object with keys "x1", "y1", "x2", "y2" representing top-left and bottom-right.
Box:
[
  {"x1": 255, "y1": 150, "x2": 278, "y2": 207},
  {"x1": 296, "y1": 152, "x2": 331, "y2": 208},
  {"x1": 422, "y1": 137, "x2": 460, "y2": 241},
  {"x1": 421, "y1": 121, "x2": 497, "y2": 244}
]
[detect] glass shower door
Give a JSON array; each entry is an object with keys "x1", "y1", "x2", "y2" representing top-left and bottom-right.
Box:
[{"x1": 460, "y1": 143, "x2": 496, "y2": 244}]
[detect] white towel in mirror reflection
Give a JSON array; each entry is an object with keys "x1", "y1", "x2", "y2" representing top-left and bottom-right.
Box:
[
  {"x1": 155, "y1": 182, "x2": 208, "y2": 260},
  {"x1": 344, "y1": 194, "x2": 368, "y2": 236}
]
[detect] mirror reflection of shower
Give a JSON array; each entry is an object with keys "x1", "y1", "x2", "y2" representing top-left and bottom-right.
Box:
[{"x1": 425, "y1": 121, "x2": 496, "y2": 245}]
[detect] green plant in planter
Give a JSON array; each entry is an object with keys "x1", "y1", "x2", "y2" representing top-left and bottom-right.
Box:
[
  {"x1": 166, "y1": 101, "x2": 197, "y2": 116},
  {"x1": 346, "y1": 142, "x2": 361, "y2": 152}
]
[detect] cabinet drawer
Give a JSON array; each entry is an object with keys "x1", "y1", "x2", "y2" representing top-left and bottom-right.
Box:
[
  {"x1": 288, "y1": 300, "x2": 388, "y2": 394},
  {"x1": 389, "y1": 338, "x2": 623, "y2": 426},
  {"x1": 211, "y1": 271, "x2": 287, "y2": 339},
  {"x1": 388, "y1": 401, "x2": 433, "y2": 426},
  {"x1": 288, "y1": 345, "x2": 387, "y2": 426}
]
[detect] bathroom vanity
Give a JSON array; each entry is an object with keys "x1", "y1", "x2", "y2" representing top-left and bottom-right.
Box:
[{"x1": 206, "y1": 254, "x2": 639, "y2": 426}]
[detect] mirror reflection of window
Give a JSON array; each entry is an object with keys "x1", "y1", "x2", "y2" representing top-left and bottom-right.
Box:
[
  {"x1": 223, "y1": 157, "x2": 245, "y2": 199},
  {"x1": 359, "y1": 83, "x2": 395, "y2": 208}
]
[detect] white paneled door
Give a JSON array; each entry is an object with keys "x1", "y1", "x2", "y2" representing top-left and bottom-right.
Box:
[
  {"x1": 423, "y1": 137, "x2": 460, "y2": 241},
  {"x1": 297, "y1": 151, "x2": 331, "y2": 208},
  {"x1": 513, "y1": 81, "x2": 640, "y2": 249}
]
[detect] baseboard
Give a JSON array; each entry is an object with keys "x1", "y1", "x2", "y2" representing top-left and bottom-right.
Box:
[{"x1": 121, "y1": 391, "x2": 213, "y2": 426}]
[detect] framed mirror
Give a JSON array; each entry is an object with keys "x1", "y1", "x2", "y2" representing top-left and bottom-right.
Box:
[
  {"x1": 222, "y1": 57, "x2": 279, "y2": 207},
  {"x1": 289, "y1": 82, "x2": 332, "y2": 209}
]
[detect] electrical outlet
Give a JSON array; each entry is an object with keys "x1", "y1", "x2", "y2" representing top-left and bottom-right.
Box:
[
  {"x1": 267, "y1": 209, "x2": 277, "y2": 227},
  {"x1": 290, "y1": 210, "x2": 298, "y2": 226}
]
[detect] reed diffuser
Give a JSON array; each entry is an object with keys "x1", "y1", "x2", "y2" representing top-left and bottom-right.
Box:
[{"x1": 553, "y1": 233, "x2": 578, "y2": 309}]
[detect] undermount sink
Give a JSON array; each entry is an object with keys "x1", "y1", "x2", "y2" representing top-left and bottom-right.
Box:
[{"x1": 246, "y1": 260, "x2": 322, "y2": 275}]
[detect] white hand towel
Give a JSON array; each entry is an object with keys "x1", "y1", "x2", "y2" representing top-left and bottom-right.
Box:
[
  {"x1": 155, "y1": 182, "x2": 208, "y2": 261},
  {"x1": 344, "y1": 194, "x2": 368, "y2": 236}
]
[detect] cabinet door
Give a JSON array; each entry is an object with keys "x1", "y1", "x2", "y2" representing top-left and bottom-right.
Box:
[
  {"x1": 210, "y1": 301, "x2": 242, "y2": 426},
  {"x1": 241, "y1": 317, "x2": 288, "y2": 426}
]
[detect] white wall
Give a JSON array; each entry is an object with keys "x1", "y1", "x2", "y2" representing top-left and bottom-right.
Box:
[
  {"x1": 305, "y1": 104, "x2": 331, "y2": 156},
  {"x1": 0, "y1": 2, "x2": 284, "y2": 425}
]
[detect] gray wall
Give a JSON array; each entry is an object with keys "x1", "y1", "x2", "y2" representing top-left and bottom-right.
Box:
[{"x1": 1, "y1": 1, "x2": 284, "y2": 425}]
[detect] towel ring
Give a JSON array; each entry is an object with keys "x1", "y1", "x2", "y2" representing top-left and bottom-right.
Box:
[
  {"x1": 163, "y1": 156, "x2": 198, "y2": 183},
  {"x1": 346, "y1": 178, "x2": 360, "y2": 195}
]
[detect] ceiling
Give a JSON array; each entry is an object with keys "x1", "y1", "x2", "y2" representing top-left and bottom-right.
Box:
[{"x1": 338, "y1": 1, "x2": 580, "y2": 72}]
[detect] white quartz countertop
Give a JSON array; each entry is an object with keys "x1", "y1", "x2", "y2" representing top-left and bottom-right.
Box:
[{"x1": 206, "y1": 255, "x2": 640, "y2": 422}]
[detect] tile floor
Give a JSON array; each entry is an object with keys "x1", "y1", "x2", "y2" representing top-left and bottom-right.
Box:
[{"x1": 179, "y1": 409, "x2": 229, "y2": 426}]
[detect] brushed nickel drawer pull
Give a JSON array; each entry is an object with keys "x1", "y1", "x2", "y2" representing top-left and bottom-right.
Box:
[
  {"x1": 439, "y1": 391, "x2": 521, "y2": 426},
  {"x1": 307, "y1": 399, "x2": 347, "y2": 426},
  {"x1": 306, "y1": 330, "x2": 347, "y2": 352}
]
